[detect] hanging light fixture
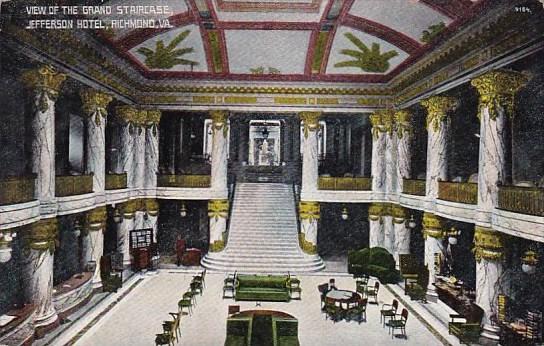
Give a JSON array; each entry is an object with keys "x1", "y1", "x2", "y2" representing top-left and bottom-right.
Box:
[
  {"x1": 143, "y1": 207, "x2": 149, "y2": 221},
  {"x1": 407, "y1": 215, "x2": 416, "y2": 229},
  {"x1": 113, "y1": 207, "x2": 122, "y2": 224},
  {"x1": 180, "y1": 202, "x2": 188, "y2": 218},
  {"x1": 341, "y1": 207, "x2": 349, "y2": 220},
  {"x1": 261, "y1": 124, "x2": 269, "y2": 139},
  {"x1": 522, "y1": 249, "x2": 538, "y2": 274},
  {"x1": 447, "y1": 227, "x2": 460, "y2": 245}
]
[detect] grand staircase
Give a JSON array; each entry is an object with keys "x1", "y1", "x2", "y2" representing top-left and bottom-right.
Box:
[{"x1": 201, "y1": 183, "x2": 325, "y2": 273}]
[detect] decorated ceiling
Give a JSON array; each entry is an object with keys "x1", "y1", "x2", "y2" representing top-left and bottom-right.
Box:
[{"x1": 99, "y1": 0, "x2": 484, "y2": 83}]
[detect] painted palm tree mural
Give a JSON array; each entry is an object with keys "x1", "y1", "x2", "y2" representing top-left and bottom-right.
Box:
[
  {"x1": 137, "y1": 30, "x2": 198, "y2": 70},
  {"x1": 334, "y1": 32, "x2": 398, "y2": 73}
]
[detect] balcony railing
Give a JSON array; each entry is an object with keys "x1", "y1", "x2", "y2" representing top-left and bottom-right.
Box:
[
  {"x1": 402, "y1": 179, "x2": 426, "y2": 196},
  {"x1": 55, "y1": 174, "x2": 94, "y2": 197},
  {"x1": 105, "y1": 173, "x2": 127, "y2": 190},
  {"x1": 318, "y1": 177, "x2": 371, "y2": 191},
  {"x1": 0, "y1": 176, "x2": 36, "y2": 206},
  {"x1": 157, "y1": 174, "x2": 211, "y2": 188},
  {"x1": 438, "y1": 182, "x2": 478, "y2": 204},
  {"x1": 498, "y1": 185, "x2": 544, "y2": 216}
]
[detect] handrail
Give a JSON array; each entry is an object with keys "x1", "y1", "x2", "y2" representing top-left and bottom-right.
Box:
[
  {"x1": 438, "y1": 182, "x2": 478, "y2": 204},
  {"x1": 0, "y1": 175, "x2": 36, "y2": 205},
  {"x1": 318, "y1": 176, "x2": 371, "y2": 191},
  {"x1": 225, "y1": 181, "x2": 237, "y2": 247},
  {"x1": 157, "y1": 174, "x2": 211, "y2": 188},
  {"x1": 402, "y1": 179, "x2": 426, "y2": 196},
  {"x1": 55, "y1": 174, "x2": 93, "y2": 197},
  {"x1": 498, "y1": 185, "x2": 544, "y2": 216}
]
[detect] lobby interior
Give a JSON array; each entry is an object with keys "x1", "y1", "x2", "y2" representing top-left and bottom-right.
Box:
[{"x1": 1, "y1": 0, "x2": 544, "y2": 345}]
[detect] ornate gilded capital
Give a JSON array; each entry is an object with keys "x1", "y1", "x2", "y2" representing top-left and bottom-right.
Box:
[
  {"x1": 368, "y1": 202, "x2": 385, "y2": 220},
  {"x1": 299, "y1": 111, "x2": 321, "y2": 139},
  {"x1": 421, "y1": 96, "x2": 457, "y2": 132},
  {"x1": 146, "y1": 109, "x2": 162, "y2": 125},
  {"x1": 422, "y1": 212, "x2": 445, "y2": 239},
  {"x1": 299, "y1": 201, "x2": 320, "y2": 221},
  {"x1": 144, "y1": 198, "x2": 159, "y2": 216},
  {"x1": 208, "y1": 199, "x2": 229, "y2": 219},
  {"x1": 134, "y1": 109, "x2": 149, "y2": 128},
  {"x1": 391, "y1": 205, "x2": 408, "y2": 223},
  {"x1": 86, "y1": 206, "x2": 107, "y2": 231},
  {"x1": 394, "y1": 110, "x2": 412, "y2": 139},
  {"x1": 369, "y1": 110, "x2": 394, "y2": 137},
  {"x1": 25, "y1": 218, "x2": 58, "y2": 253},
  {"x1": 80, "y1": 89, "x2": 113, "y2": 126},
  {"x1": 21, "y1": 65, "x2": 66, "y2": 112},
  {"x1": 116, "y1": 105, "x2": 138, "y2": 125},
  {"x1": 123, "y1": 199, "x2": 139, "y2": 218},
  {"x1": 473, "y1": 226, "x2": 505, "y2": 262},
  {"x1": 471, "y1": 69, "x2": 529, "y2": 120},
  {"x1": 210, "y1": 110, "x2": 229, "y2": 137}
]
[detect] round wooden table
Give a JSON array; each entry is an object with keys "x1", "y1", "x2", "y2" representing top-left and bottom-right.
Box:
[{"x1": 325, "y1": 290, "x2": 361, "y2": 310}]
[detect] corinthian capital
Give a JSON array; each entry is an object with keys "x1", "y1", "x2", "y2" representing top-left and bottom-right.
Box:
[
  {"x1": 471, "y1": 69, "x2": 529, "y2": 120},
  {"x1": 299, "y1": 111, "x2": 321, "y2": 139},
  {"x1": 116, "y1": 105, "x2": 139, "y2": 125},
  {"x1": 21, "y1": 65, "x2": 66, "y2": 112},
  {"x1": 394, "y1": 110, "x2": 412, "y2": 138},
  {"x1": 80, "y1": 89, "x2": 113, "y2": 125},
  {"x1": 369, "y1": 109, "x2": 394, "y2": 137},
  {"x1": 24, "y1": 218, "x2": 58, "y2": 253},
  {"x1": 85, "y1": 206, "x2": 107, "y2": 232},
  {"x1": 422, "y1": 212, "x2": 444, "y2": 239},
  {"x1": 420, "y1": 96, "x2": 457, "y2": 132}
]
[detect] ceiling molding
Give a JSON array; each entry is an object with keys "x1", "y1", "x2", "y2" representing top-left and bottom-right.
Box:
[
  {"x1": 419, "y1": 0, "x2": 474, "y2": 20},
  {"x1": 215, "y1": 0, "x2": 322, "y2": 13}
]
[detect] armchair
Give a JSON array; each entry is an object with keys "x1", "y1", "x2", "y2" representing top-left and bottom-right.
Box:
[
  {"x1": 380, "y1": 299, "x2": 399, "y2": 326},
  {"x1": 346, "y1": 297, "x2": 367, "y2": 324},
  {"x1": 389, "y1": 308, "x2": 409, "y2": 339},
  {"x1": 366, "y1": 282, "x2": 380, "y2": 304},
  {"x1": 163, "y1": 312, "x2": 181, "y2": 342}
]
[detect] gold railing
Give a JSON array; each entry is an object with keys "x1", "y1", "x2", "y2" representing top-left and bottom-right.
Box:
[
  {"x1": 318, "y1": 177, "x2": 371, "y2": 191},
  {"x1": 55, "y1": 174, "x2": 94, "y2": 197},
  {"x1": 498, "y1": 186, "x2": 544, "y2": 216},
  {"x1": 438, "y1": 182, "x2": 478, "y2": 204},
  {"x1": 157, "y1": 174, "x2": 211, "y2": 188},
  {"x1": 402, "y1": 179, "x2": 426, "y2": 196},
  {"x1": 0, "y1": 176, "x2": 36, "y2": 205},
  {"x1": 105, "y1": 173, "x2": 127, "y2": 190}
]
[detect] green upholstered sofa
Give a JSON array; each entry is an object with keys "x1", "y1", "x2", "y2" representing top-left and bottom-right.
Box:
[
  {"x1": 225, "y1": 313, "x2": 299, "y2": 346},
  {"x1": 235, "y1": 275, "x2": 291, "y2": 302}
]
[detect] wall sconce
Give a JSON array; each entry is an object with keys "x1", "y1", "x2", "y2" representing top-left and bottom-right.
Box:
[
  {"x1": 522, "y1": 249, "x2": 538, "y2": 274},
  {"x1": 113, "y1": 207, "x2": 122, "y2": 224},
  {"x1": 407, "y1": 215, "x2": 416, "y2": 229},
  {"x1": 73, "y1": 219, "x2": 82, "y2": 237},
  {"x1": 341, "y1": 207, "x2": 349, "y2": 221},
  {"x1": 0, "y1": 230, "x2": 17, "y2": 263},
  {"x1": 143, "y1": 208, "x2": 149, "y2": 221},
  {"x1": 180, "y1": 202, "x2": 188, "y2": 218}
]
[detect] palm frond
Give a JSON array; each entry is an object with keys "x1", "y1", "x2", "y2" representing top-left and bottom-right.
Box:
[
  {"x1": 170, "y1": 47, "x2": 195, "y2": 57},
  {"x1": 167, "y1": 30, "x2": 191, "y2": 50},
  {"x1": 334, "y1": 60, "x2": 364, "y2": 68},
  {"x1": 137, "y1": 47, "x2": 154, "y2": 57},
  {"x1": 344, "y1": 32, "x2": 369, "y2": 54},
  {"x1": 173, "y1": 58, "x2": 199, "y2": 66},
  {"x1": 339, "y1": 49, "x2": 367, "y2": 59}
]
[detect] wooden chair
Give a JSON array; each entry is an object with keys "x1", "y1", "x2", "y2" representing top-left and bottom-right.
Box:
[
  {"x1": 389, "y1": 308, "x2": 409, "y2": 339},
  {"x1": 163, "y1": 312, "x2": 181, "y2": 342},
  {"x1": 449, "y1": 314, "x2": 481, "y2": 344},
  {"x1": 287, "y1": 275, "x2": 302, "y2": 300},
  {"x1": 347, "y1": 297, "x2": 367, "y2": 324},
  {"x1": 155, "y1": 331, "x2": 174, "y2": 346},
  {"x1": 193, "y1": 269, "x2": 206, "y2": 289},
  {"x1": 190, "y1": 280, "x2": 203, "y2": 295},
  {"x1": 366, "y1": 282, "x2": 380, "y2": 304},
  {"x1": 355, "y1": 274, "x2": 369, "y2": 295},
  {"x1": 178, "y1": 297, "x2": 193, "y2": 316},
  {"x1": 324, "y1": 302, "x2": 344, "y2": 323},
  {"x1": 317, "y1": 283, "x2": 329, "y2": 310},
  {"x1": 380, "y1": 299, "x2": 399, "y2": 326},
  {"x1": 183, "y1": 291, "x2": 197, "y2": 306}
]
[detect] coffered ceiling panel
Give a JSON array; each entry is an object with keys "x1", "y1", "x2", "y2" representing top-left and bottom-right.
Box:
[
  {"x1": 225, "y1": 30, "x2": 312, "y2": 74},
  {"x1": 213, "y1": 0, "x2": 328, "y2": 22}
]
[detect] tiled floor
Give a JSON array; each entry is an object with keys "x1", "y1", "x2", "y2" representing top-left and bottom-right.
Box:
[{"x1": 73, "y1": 270, "x2": 444, "y2": 346}]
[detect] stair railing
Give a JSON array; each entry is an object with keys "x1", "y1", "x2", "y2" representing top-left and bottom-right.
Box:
[
  {"x1": 225, "y1": 181, "x2": 237, "y2": 247},
  {"x1": 292, "y1": 184, "x2": 302, "y2": 235}
]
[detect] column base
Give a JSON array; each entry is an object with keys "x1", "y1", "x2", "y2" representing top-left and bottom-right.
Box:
[
  {"x1": 34, "y1": 311, "x2": 59, "y2": 339},
  {"x1": 426, "y1": 288, "x2": 439, "y2": 303},
  {"x1": 481, "y1": 323, "x2": 501, "y2": 341}
]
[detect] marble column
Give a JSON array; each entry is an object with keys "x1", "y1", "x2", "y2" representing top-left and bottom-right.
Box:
[
  {"x1": 208, "y1": 199, "x2": 229, "y2": 252},
  {"x1": 394, "y1": 110, "x2": 413, "y2": 193},
  {"x1": 368, "y1": 203, "x2": 385, "y2": 248},
  {"x1": 299, "y1": 201, "x2": 319, "y2": 255},
  {"x1": 80, "y1": 89, "x2": 113, "y2": 203},
  {"x1": 369, "y1": 111, "x2": 387, "y2": 194},
  {"x1": 133, "y1": 110, "x2": 147, "y2": 193},
  {"x1": 21, "y1": 65, "x2": 66, "y2": 214},
  {"x1": 144, "y1": 110, "x2": 161, "y2": 191},
  {"x1": 422, "y1": 212, "x2": 445, "y2": 301},
  {"x1": 383, "y1": 111, "x2": 397, "y2": 195},
  {"x1": 143, "y1": 198, "x2": 159, "y2": 243},
  {"x1": 21, "y1": 218, "x2": 59, "y2": 335},
  {"x1": 471, "y1": 70, "x2": 528, "y2": 222},
  {"x1": 210, "y1": 110, "x2": 229, "y2": 195},
  {"x1": 118, "y1": 200, "x2": 138, "y2": 267},
  {"x1": 392, "y1": 205, "x2": 410, "y2": 266},
  {"x1": 383, "y1": 214, "x2": 395, "y2": 254},
  {"x1": 116, "y1": 106, "x2": 138, "y2": 188},
  {"x1": 421, "y1": 96, "x2": 457, "y2": 202},
  {"x1": 300, "y1": 112, "x2": 321, "y2": 194},
  {"x1": 85, "y1": 207, "x2": 107, "y2": 289},
  {"x1": 474, "y1": 226, "x2": 507, "y2": 340}
]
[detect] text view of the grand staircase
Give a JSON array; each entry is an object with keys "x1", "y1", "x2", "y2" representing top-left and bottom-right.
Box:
[{"x1": 202, "y1": 183, "x2": 325, "y2": 273}]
